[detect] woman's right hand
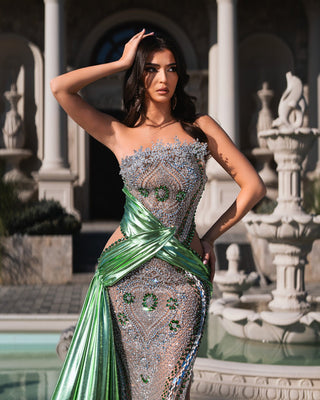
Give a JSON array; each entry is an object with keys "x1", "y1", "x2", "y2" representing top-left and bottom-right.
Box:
[
  {"x1": 119, "y1": 29, "x2": 154, "y2": 69},
  {"x1": 201, "y1": 239, "x2": 216, "y2": 282}
]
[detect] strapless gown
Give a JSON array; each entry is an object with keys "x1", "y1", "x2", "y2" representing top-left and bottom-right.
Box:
[{"x1": 51, "y1": 138, "x2": 212, "y2": 400}]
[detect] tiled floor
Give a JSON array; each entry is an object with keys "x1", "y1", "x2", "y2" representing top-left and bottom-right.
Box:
[{"x1": 0, "y1": 274, "x2": 92, "y2": 314}]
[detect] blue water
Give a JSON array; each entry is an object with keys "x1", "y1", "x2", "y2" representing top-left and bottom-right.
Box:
[
  {"x1": 0, "y1": 333, "x2": 62, "y2": 400},
  {"x1": 1, "y1": 320, "x2": 320, "y2": 400},
  {"x1": 198, "y1": 314, "x2": 320, "y2": 366}
]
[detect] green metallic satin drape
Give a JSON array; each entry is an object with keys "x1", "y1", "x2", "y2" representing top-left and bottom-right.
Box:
[{"x1": 51, "y1": 186, "x2": 211, "y2": 400}]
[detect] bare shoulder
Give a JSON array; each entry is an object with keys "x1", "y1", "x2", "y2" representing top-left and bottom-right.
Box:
[
  {"x1": 194, "y1": 114, "x2": 234, "y2": 150},
  {"x1": 195, "y1": 114, "x2": 220, "y2": 131}
]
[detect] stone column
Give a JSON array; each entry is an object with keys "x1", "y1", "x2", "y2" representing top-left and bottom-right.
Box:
[
  {"x1": 35, "y1": 0, "x2": 77, "y2": 215},
  {"x1": 304, "y1": 1, "x2": 320, "y2": 173},
  {"x1": 217, "y1": 0, "x2": 239, "y2": 145},
  {"x1": 208, "y1": 0, "x2": 218, "y2": 118},
  {"x1": 196, "y1": 0, "x2": 241, "y2": 236}
]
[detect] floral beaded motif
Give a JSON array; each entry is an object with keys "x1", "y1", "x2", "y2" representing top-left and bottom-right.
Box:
[
  {"x1": 166, "y1": 297, "x2": 179, "y2": 310},
  {"x1": 123, "y1": 292, "x2": 135, "y2": 304},
  {"x1": 169, "y1": 320, "x2": 181, "y2": 332},
  {"x1": 142, "y1": 293, "x2": 158, "y2": 311},
  {"x1": 117, "y1": 312, "x2": 129, "y2": 326},
  {"x1": 155, "y1": 185, "x2": 170, "y2": 202},
  {"x1": 176, "y1": 190, "x2": 186, "y2": 202},
  {"x1": 138, "y1": 188, "x2": 150, "y2": 197}
]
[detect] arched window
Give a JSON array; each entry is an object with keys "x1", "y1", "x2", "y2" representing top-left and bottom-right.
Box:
[{"x1": 90, "y1": 22, "x2": 181, "y2": 65}]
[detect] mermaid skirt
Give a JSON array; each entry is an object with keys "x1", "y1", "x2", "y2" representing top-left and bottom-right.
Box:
[{"x1": 109, "y1": 258, "x2": 209, "y2": 400}]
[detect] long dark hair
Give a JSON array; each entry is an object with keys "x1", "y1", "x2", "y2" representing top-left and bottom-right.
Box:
[{"x1": 122, "y1": 35, "x2": 207, "y2": 143}]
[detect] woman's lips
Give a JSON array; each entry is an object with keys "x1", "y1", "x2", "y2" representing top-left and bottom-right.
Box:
[{"x1": 156, "y1": 88, "x2": 169, "y2": 94}]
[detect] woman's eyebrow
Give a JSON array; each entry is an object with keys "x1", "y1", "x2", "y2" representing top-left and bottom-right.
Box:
[{"x1": 145, "y1": 62, "x2": 177, "y2": 67}]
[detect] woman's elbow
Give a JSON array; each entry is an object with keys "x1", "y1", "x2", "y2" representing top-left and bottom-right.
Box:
[
  {"x1": 50, "y1": 77, "x2": 61, "y2": 97},
  {"x1": 255, "y1": 177, "x2": 267, "y2": 202}
]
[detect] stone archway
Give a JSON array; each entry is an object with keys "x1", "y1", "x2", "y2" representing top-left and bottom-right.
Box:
[
  {"x1": 76, "y1": 9, "x2": 198, "y2": 70},
  {"x1": 74, "y1": 10, "x2": 199, "y2": 220}
]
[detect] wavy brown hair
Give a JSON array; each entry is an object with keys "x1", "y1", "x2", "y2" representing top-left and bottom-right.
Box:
[{"x1": 122, "y1": 35, "x2": 207, "y2": 143}]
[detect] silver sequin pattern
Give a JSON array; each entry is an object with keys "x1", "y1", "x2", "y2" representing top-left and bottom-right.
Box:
[
  {"x1": 120, "y1": 138, "x2": 208, "y2": 244},
  {"x1": 109, "y1": 138, "x2": 211, "y2": 399}
]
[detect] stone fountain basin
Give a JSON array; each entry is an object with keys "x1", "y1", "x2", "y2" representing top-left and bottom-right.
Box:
[
  {"x1": 210, "y1": 296, "x2": 320, "y2": 344},
  {"x1": 214, "y1": 271, "x2": 259, "y2": 294},
  {"x1": 244, "y1": 211, "x2": 320, "y2": 241},
  {"x1": 191, "y1": 314, "x2": 320, "y2": 399},
  {"x1": 259, "y1": 127, "x2": 320, "y2": 155}
]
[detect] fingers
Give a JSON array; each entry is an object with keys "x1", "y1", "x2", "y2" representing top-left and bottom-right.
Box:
[
  {"x1": 202, "y1": 251, "x2": 210, "y2": 265},
  {"x1": 201, "y1": 240, "x2": 216, "y2": 282},
  {"x1": 131, "y1": 29, "x2": 154, "y2": 41},
  {"x1": 143, "y1": 32, "x2": 154, "y2": 38},
  {"x1": 210, "y1": 252, "x2": 216, "y2": 281}
]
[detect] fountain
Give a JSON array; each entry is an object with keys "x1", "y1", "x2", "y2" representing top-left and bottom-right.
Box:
[
  {"x1": 210, "y1": 71, "x2": 320, "y2": 344},
  {"x1": 214, "y1": 243, "x2": 258, "y2": 299},
  {"x1": 189, "y1": 72, "x2": 320, "y2": 400},
  {"x1": 248, "y1": 82, "x2": 278, "y2": 200}
]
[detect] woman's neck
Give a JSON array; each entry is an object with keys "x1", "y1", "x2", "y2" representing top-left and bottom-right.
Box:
[{"x1": 144, "y1": 102, "x2": 174, "y2": 126}]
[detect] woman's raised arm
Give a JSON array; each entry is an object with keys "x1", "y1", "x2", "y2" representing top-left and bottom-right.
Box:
[{"x1": 50, "y1": 29, "x2": 153, "y2": 149}]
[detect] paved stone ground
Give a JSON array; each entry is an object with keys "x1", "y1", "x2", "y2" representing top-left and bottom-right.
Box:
[
  {"x1": 0, "y1": 270, "x2": 319, "y2": 315},
  {"x1": 0, "y1": 274, "x2": 92, "y2": 314}
]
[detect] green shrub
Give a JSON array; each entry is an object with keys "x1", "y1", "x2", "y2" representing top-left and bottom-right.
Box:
[
  {"x1": 0, "y1": 179, "x2": 22, "y2": 235},
  {"x1": 0, "y1": 177, "x2": 81, "y2": 235},
  {"x1": 7, "y1": 199, "x2": 81, "y2": 235},
  {"x1": 253, "y1": 196, "x2": 277, "y2": 214},
  {"x1": 303, "y1": 178, "x2": 320, "y2": 214}
]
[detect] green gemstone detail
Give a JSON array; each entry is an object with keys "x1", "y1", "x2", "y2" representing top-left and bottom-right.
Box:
[
  {"x1": 169, "y1": 319, "x2": 181, "y2": 332},
  {"x1": 138, "y1": 188, "x2": 149, "y2": 197},
  {"x1": 155, "y1": 185, "x2": 169, "y2": 202},
  {"x1": 117, "y1": 312, "x2": 129, "y2": 326},
  {"x1": 176, "y1": 190, "x2": 186, "y2": 202},
  {"x1": 140, "y1": 374, "x2": 150, "y2": 383},
  {"x1": 166, "y1": 297, "x2": 178, "y2": 310},
  {"x1": 123, "y1": 292, "x2": 135, "y2": 304},
  {"x1": 142, "y1": 293, "x2": 158, "y2": 311}
]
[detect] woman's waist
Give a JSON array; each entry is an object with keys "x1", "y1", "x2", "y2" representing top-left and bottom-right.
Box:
[{"x1": 103, "y1": 223, "x2": 203, "y2": 259}]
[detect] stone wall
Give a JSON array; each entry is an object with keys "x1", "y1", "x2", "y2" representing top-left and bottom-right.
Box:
[{"x1": 0, "y1": 235, "x2": 72, "y2": 285}]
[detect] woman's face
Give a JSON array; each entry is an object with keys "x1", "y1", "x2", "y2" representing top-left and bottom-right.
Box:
[{"x1": 143, "y1": 49, "x2": 178, "y2": 106}]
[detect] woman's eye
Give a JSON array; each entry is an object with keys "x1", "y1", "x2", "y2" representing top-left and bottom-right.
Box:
[
  {"x1": 168, "y1": 66, "x2": 177, "y2": 72},
  {"x1": 145, "y1": 67, "x2": 157, "y2": 73}
]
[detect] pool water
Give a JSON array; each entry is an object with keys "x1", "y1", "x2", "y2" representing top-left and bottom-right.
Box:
[
  {"x1": 0, "y1": 333, "x2": 62, "y2": 400},
  {"x1": 1, "y1": 316, "x2": 320, "y2": 400},
  {"x1": 198, "y1": 314, "x2": 320, "y2": 366}
]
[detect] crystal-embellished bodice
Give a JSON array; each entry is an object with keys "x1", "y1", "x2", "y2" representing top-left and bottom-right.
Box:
[{"x1": 120, "y1": 138, "x2": 209, "y2": 246}]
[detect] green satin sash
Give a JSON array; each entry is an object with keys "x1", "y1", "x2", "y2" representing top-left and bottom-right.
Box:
[{"x1": 51, "y1": 186, "x2": 211, "y2": 400}]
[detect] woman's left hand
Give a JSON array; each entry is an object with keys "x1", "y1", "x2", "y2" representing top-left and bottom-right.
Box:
[{"x1": 201, "y1": 239, "x2": 216, "y2": 282}]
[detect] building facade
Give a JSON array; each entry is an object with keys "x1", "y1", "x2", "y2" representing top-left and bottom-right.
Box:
[{"x1": 0, "y1": 0, "x2": 319, "y2": 227}]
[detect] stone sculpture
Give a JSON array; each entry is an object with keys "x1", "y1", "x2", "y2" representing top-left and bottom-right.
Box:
[
  {"x1": 272, "y1": 71, "x2": 307, "y2": 130},
  {"x1": 211, "y1": 72, "x2": 320, "y2": 343},
  {"x1": 2, "y1": 83, "x2": 25, "y2": 149}
]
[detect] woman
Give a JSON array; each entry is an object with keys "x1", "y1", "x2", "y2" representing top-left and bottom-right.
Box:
[{"x1": 50, "y1": 30, "x2": 266, "y2": 400}]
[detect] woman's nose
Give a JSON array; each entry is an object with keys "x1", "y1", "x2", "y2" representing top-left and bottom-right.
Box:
[{"x1": 158, "y1": 69, "x2": 168, "y2": 83}]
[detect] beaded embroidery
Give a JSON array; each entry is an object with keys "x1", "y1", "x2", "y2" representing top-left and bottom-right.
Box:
[
  {"x1": 120, "y1": 137, "x2": 209, "y2": 245},
  {"x1": 107, "y1": 137, "x2": 210, "y2": 400}
]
